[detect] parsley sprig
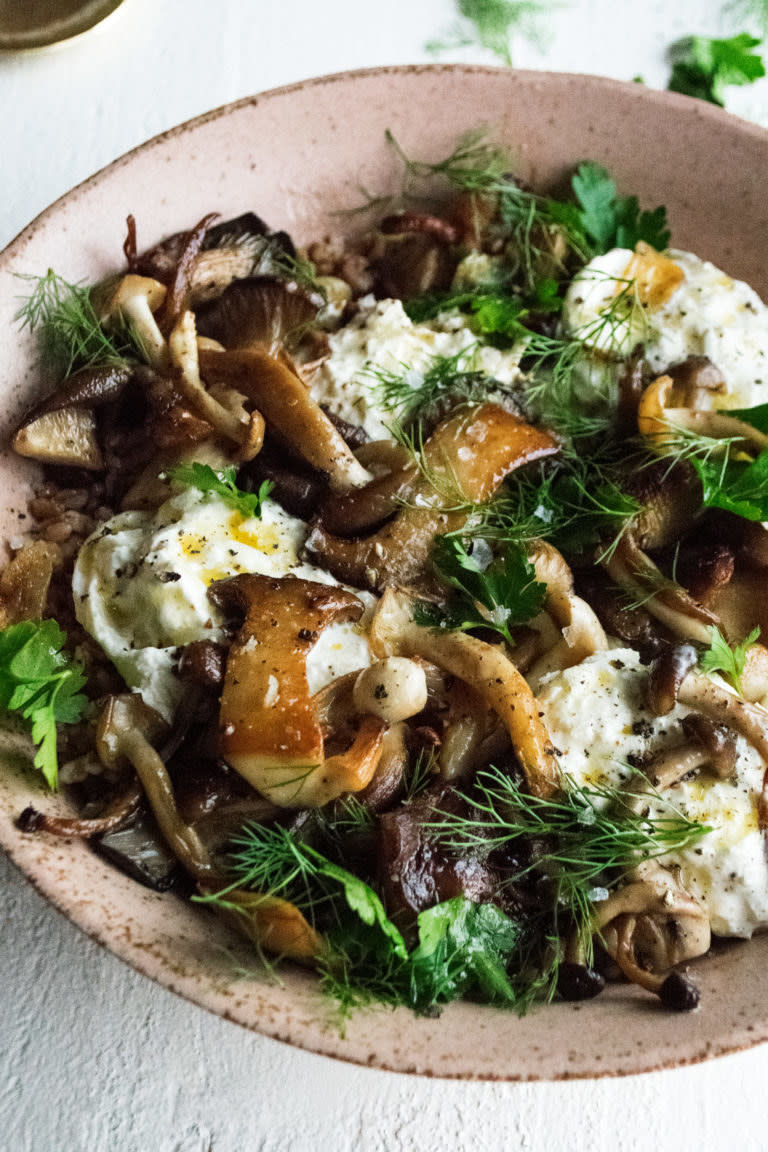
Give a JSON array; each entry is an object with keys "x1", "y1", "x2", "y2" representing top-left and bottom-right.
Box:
[
  {"x1": 571, "y1": 163, "x2": 670, "y2": 254},
  {"x1": 419, "y1": 535, "x2": 547, "y2": 645},
  {"x1": 668, "y1": 33, "x2": 765, "y2": 106},
  {"x1": 699, "y1": 625, "x2": 761, "y2": 694},
  {"x1": 0, "y1": 620, "x2": 88, "y2": 789},
  {"x1": 168, "y1": 463, "x2": 273, "y2": 519}
]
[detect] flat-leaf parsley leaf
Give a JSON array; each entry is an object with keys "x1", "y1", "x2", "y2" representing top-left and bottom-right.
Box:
[
  {"x1": 0, "y1": 620, "x2": 88, "y2": 789},
  {"x1": 168, "y1": 463, "x2": 273, "y2": 519}
]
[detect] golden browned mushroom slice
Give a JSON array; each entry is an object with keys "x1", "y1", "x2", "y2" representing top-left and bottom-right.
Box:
[
  {"x1": 12, "y1": 363, "x2": 134, "y2": 471},
  {"x1": 168, "y1": 311, "x2": 265, "y2": 461},
  {"x1": 95, "y1": 694, "x2": 216, "y2": 883},
  {"x1": 622, "y1": 243, "x2": 684, "y2": 309},
  {"x1": 0, "y1": 540, "x2": 59, "y2": 627},
  {"x1": 95, "y1": 273, "x2": 168, "y2": 369},
  {"x1": 209, "y1": 573, "x2": 386, "y2": 807},
  {"x1": 13, "y1": 408, "x2": 103, "y2": 470},
  {"x1": 216, "y1": 890, "x2": 322, "y2": 960},
  {"x1": 199, "y1": 347, "x2": 371, "y2": 490},
  {"x1": 306, "y1": 403, "x2": 559, "y2": 593},
  {"x1": 638, "y1": 371, "x2": 768, "y2": 455},
  {"x1": 370, "y1": 587, "x2": 559, "y2": 798}
]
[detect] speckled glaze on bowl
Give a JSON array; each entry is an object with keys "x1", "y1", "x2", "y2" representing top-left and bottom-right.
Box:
[{"x1": 2, "y1": 66, "x2": 768, "y2": 1081}]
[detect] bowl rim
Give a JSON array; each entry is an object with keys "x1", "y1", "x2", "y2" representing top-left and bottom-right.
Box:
[{"x1": 2, "y1": 63, "x2": 768, "y2": 1082}]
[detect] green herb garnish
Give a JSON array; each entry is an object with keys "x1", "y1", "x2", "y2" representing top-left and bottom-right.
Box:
[
  {"x1": 571, "y1": 162, "x2": 671, "y2": 254},
  {"x1": 0, "y1": 620, "x2": 88, "y2": 789},
  {"x1": 168, "y1": 463, "x2": 273, "y2": 519},
  {"x1": 200, "y1": 821, "x2": 528, "y2": 1017},
  {"x1": 668, "y1": 33, "x2": 765, "y2": 106},
  {"x1": 15, "y1": 269, "x2": 138, "y2": 376},
  {"x1": 419, "y1": 535, "x2": 547, "y2": 645},
  {"x1": 699, "y1": 625, "x2": 761, "y2": 693},
  {"x1": 426, "y1": 0, "x2": 556, "y2": 65},
  {"x1": 431, "y1": 765, "x2": 710, "y2": 972}
]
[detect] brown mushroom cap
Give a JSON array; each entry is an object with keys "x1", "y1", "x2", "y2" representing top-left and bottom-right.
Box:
[{"x1": 307, "y1": 403, "x2": 559, "y2": 593}]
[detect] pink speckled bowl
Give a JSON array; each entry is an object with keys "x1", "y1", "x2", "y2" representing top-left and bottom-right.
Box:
[{"x1": 2, "y1": 66, "x2": 768, "y2": 1080}]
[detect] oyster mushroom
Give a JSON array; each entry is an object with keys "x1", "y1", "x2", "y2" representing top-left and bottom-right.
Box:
[
  {"x1": 306, "y1": 403, "x2": 558, "y2": 593},
  {"x1": 169, "y1": 311, "x2": 265, "y2": 460},
  {"x1": 369, "y1": 587, "x2": 559, "y2": 798},
  {"x1": 199, "y1": 347, "x2": 371, "y2": 490},
  {"x1": 209, "y1": 573, "x2": 387, "y2": 808}
]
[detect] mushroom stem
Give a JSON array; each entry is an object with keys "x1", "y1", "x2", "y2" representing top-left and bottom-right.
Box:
[{"x1": 370, "y1": 588, "x2": 559, "y2": 797}]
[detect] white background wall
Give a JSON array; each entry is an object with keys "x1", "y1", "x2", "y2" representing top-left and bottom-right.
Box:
[{"x1": 2, "y1": 2, "x2": 768, "y2": 1149}]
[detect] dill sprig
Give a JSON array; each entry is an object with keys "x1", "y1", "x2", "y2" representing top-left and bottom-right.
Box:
[
  {"x1": 430, "y1": 765, "x2": 710, "y2": 962},
  {"x1": 15, "y1": 269, "x2": 138, "y2": 376},
  {"x1": 366, "y1": 344, "x2": 512, "y2": 430}
]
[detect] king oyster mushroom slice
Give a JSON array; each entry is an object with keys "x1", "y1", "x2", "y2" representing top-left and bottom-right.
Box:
[{"x1": 209, "y1": 573, "x2": 387, "y2": 808}]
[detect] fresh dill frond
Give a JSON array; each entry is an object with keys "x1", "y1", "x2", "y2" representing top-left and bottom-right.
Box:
[
  {"x1": 403, "y1": 748, "x2": 440, "y2": 802},
  {"x1": 198, "y1": 822, "x2": 406, "y2": 954},
  {"x1": 431, "y1": 765, "x2": 710, "y2": 961},
  {"x1": 699, "y1": 624, "x2": 761, "y2": 694},
  {"x1": 469, "y1": 448, "x2": 640, "y2": 562},
  {"x1": 387, "y1": 127, "x2": 511, "y2": 198},
  {"x1": 15, "y1": 269, "x2": 136, "y2": 376},
  {"x1": 366, "y1": 345, "x2": 506, "y2": 429},
  {"x1": 426, "y1": 0, "x2": 557, "y2": 66}
]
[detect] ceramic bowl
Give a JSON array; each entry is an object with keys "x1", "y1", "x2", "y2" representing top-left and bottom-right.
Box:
[{"x1": 2, "y1": 66, "x2": 768, "y2": 1080}]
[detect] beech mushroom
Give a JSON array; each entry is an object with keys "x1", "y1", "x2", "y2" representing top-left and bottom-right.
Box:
[
  {"x1": 95, "y1": 694, "x2": 216, "y2": 883},
  {"x1": 353, "y1": 658, "x2": 428, "y2": 723},
  {"x1": 199, "y1": 347, "x2": 371, "y2": 490},
  {"x1": 590, "y1": 860, "x2": 710, "y2": 1006},
  {"x1": 306, "y1": 403, "x2": 558, "y2": 593},
  {"x1": 169, "y1": 311, "x2": 265, "y2": 460},
  {"x1": 209, "y1": 573, "x2": 387, "y2": 808},
  {"x1": 525, "y1": 541, "x2": 608, "y2": 685},
  {"x1": 605, "y1": 530, "x2": 721, "y2": 644},
  {"x1": 96, "y1": 274, "x2": 168, "y2": 369},
  {"x1": 369, "y1": 587, "x2": 559, "y2": 798}
]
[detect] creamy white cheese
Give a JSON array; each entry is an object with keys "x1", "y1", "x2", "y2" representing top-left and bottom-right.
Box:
[
  {"x1": 536, "y1": 648, "x2": 768, "y2": 938},
  {"x1": 311, "y1": 296, "x2": 525, "y2": 440},
  {"x1": 563, "y1": 247, "x2": 768, "y2": 408},
  {"x1": 73, "y1": 487, "x2": 371, "y2": 721}
]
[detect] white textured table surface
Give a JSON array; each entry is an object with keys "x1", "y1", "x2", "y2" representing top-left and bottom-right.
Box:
[{"x1": 3, "y1": 2, "x2": 768, "y2": 1150}]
